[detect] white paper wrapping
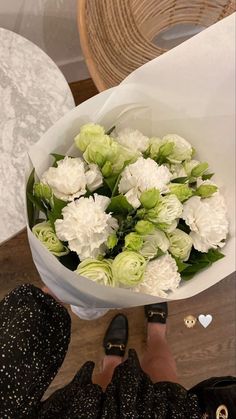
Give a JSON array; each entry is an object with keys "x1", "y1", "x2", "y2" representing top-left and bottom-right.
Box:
[{"x1": 26, "y1": 14, "x2": 235, "y2": 316}]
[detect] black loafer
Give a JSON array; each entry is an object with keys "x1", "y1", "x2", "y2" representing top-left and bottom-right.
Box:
[
  {"x1": 144, "y1": 302, "x2": 168, "y2": 324},
  {"x1": 103, "y1": 314, "x2": 128, "y2": 357}
]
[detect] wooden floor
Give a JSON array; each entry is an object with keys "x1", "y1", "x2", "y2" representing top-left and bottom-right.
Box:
[{"x1": 0, "y1": 79, "x2": 235, "y2": 398}]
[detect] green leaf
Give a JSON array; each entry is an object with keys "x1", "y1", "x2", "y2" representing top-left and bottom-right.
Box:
[
  {"x1": 59, "y1": 251, "x2": 80, "y2": 271},
  {"x1": 202, "y1": 173, "x2": 214, "y2": 180},
  {"x1": 177, "y1": 219, "x2": 191, "y2": 234},
  {"x1": 171, "y1": 176, "x2": 189, "y2": 184},
  {"x1": 174, "y1": 258, "x2": 191, "y2": 273},
  {"x1": 47, "y1": 195, "x2": 67, "y2": 229},
  {"x1": 106, "y1": 125, "x2": 116, "y2": 135},
  {"x1": 27, "y1": 192, "x2": 48, "y2": 215},
  {"x1": 181, "y1": 248, "x2": 225, "y2": 280},
  {"x1": 104, "y1": 175, "x2": 119, "y2": 192},
  {"x1": 26, "y1": 169, "x2": 36, "y2": 229},
  {"x1": 107, "y1": 194, "x2": 133, "y2": 215},
  {"x1": 51, "y1": 153, "x2": 65, "y2": 167}
]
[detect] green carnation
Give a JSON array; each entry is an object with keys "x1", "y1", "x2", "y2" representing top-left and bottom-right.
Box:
[
  {"x1": 76, "y1": 258, "x2": 114, "y2": 286},
  {"x1": 140, "y1": 188, "x2": 160, "y2": 209},
  {"x1": 32, "y1": 221, "x2": 68, "y2": 256},
  {"x1": 168, "y1": 229, "x2": 193, "y2": 261},
  {"x1": 74, "y1": 123, "x2": 105, "y2": 152},
  {"x1": 135, "y1": 220, "x2": 154, "y2": 235},
  {"x1": 112, "y1": 251, "x2": 146, "y2": 287},
  {"x1": 124, "y1": 233, "x2": 143, "y2": 251},
  {"x1": 168, "y1": 183, "x2": 193, "y2": 202}
]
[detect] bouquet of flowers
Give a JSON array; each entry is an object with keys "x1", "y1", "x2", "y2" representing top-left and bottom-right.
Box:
[{"x1": 27, "y1": 123, "x2": 229, "y2": 298}]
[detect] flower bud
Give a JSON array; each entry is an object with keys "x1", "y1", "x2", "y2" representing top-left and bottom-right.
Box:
[
  {"x1": 196, "y1": 184, "x2": 218, "y2": 198},
  {"x1": 34, "y1": 182, "x2": 52, "y2": 201},
  {"x1": 107, "y1": 233, "x2": 118, "y2": 249},
  {"x1": 140, "y1": 188, "x2": 160, "y2": 209},
  {"x1": 191, "y1": 162, "x2": 209, "y2": 177},
  {"x1": 135, "y1": 220, "x2": 155, "y2": 235},
  {"x1": 169, "y1": 183, "x2": 193, "y2": 202}
]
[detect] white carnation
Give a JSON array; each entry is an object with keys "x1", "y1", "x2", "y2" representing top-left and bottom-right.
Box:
[
  {"x1": 162, "y1": 134, "x2": 193, "y2": 163},
  {"x1": 42, "y1": 156, "x2": 86, "y2": 201},
  {"x1": 55, "y1": 194, "x2": 118, "y2": 260},
  {"x1": 182, "y1": 194, "x2": 229, "y2": 252},
  {"x1": 85, "y1": 163, "x2": 103, "y2": 192},
  {"x1": 118, "y1": 157, "x2": 172, "y2": 208},
  {"x1": 134, "y1": 253, "x2": 181, "y2": 297},
  {"x1": 115, "y1": 128, "x2": 149, "y2": 153}
]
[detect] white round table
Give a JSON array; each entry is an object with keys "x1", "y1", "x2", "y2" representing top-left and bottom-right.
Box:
[{"x1": 0, "y1": 28, "x2": 74, "y2": 244}]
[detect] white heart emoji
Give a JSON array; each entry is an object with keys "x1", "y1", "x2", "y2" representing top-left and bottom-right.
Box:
[{"x1": 198, "y1": 314, "x2": 213, "y2": 328}]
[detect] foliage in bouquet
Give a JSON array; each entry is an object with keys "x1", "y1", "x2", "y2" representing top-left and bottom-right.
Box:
[{"x1": 27, "y1": 123, "x2": 228, "y2": 297}]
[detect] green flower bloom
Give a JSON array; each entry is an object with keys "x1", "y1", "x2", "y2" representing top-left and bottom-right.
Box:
[
  {"x1": 168, "y1": 183, "x2": 193, "y2": 202},
  {"x1": 191, "y1": 162, "x2": 209, "y2": 178},
  {"x1": 34, "y1": 182, "x2": 52, "y2": 202},
  {"x1": 83, "y1": 135, "x2": 118, "y2": 167},
  {"x1": 32, "y1": 221, "x2": 68, "y2": 256},
  {"x1": 135, "y1": 220, "x2": 155, "y2": 235},
  {"x1": 140, "y1": 188, "x2": 160, "y2": 209},
  {"x1": 140, "y1": 229, "x2": 169, "y2": 259},
  {"x1": 107, "y1": 233, "x2": 118, "y2": 249},
  {"x1": 76, "y1": 258, "x2": 114, "y2": 286},
  {"x1": 196, "y1": 184, "x2": 218, "y2": 198},
  {"x1": 74, "y1": 123, "x2": 105, "y2": 152},
  {"x1": 145, "y1": 194, "x2": 183, "y2": 225},
  {"x1": 112, "y1": 251, "x2": 146, "y2": 287},
  {"x1": 124, "y1": 233, "x2": 143, "y2": 251},
  {"x1": 168, "y1": 228, "x2": 193, "y2": 261}
]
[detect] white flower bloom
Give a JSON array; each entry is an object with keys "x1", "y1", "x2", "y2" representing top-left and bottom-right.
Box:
[
  {"x1": 55, "y1": 194, "x2": 118, "y2": 260},
  {"x1": 115, "y1": 128, "x2": 149, "y2": 153},
  {"x1": 162, "y1": 134, "x2": 193, "y2": 163},
  {"x1": 118, "y1": 157, "x2": 172, "y2": 209},
  {"x1": 182, "y1": 194, "x2": 229, "y2": 252},
  {"x1": 42, "y1": 156, "x2": 87, "y2": 201},
  {"x1": 134, "y1": 253, "x2": 181, "y2": 297},
  {"x1": 140, "y1": 229, "x2": 170, "y2": 259},
  {"x1": 169, "y1": 163, "x2": 187, "y2": 179},
  {"x1": 162, "y1": 220, "x2": 178, "y2": 233},
  {"x1": 85, "y1": 163, "x2": 103, "y2": 192}
]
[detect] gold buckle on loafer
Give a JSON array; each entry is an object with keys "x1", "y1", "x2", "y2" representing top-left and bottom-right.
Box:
[
  {"x1": 148, "y1": 310, "x2": 165, "y2": 318},
  {"x1": 106, "y1": 342, "x2": 125, "y2": 350}
]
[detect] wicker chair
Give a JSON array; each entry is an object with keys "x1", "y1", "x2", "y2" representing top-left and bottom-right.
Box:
[{"x1": 78, "y1": 0, "x2": 235, "y2": 91}]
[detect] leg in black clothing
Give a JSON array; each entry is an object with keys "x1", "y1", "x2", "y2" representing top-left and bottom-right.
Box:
[{"x1": 0, "y1": 284, "x2": 71, "y2": 418}]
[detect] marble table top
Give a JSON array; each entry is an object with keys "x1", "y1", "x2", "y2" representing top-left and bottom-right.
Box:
[{"x1": 0, "y1": 28, "x2": 74, "y2": 244}]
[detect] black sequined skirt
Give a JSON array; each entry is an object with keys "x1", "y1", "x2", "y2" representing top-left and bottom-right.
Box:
[{"x1": 0, "y1": 284, "x2": 202, "y2": 419}]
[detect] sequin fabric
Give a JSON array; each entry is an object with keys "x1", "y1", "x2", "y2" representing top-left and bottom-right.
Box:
[{"x1": 0, "y1": 284, "x2": 203, "y2": 419}]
